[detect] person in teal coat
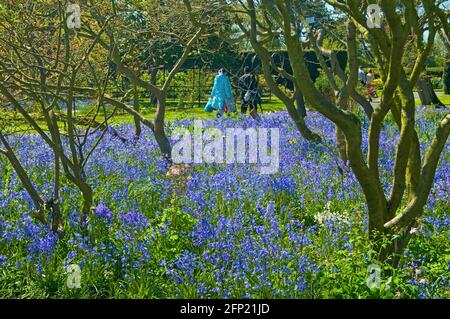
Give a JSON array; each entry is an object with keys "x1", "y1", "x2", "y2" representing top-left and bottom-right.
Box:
[{"x1": 205, "y1": 68, "x2": 236, "y2": 118}]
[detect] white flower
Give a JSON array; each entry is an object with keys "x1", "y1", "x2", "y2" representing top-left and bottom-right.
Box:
[{"x1": 314, "y1": 202, "x2": 350, "y2": 225}]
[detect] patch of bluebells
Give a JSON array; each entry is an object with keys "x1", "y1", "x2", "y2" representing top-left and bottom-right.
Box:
[
  {"x1": 0, "y1": 109, "x2": 448, "y2": 297},
  {"x1": 0, "y1": 213, "x2": 58, "y2": 272},
  {"x1": 119, "y1": 210, "x2": 150, "y2": 232},
  {"x1": 94, "y1": 202, "x2": 114, "y2": 223},
  {"x1": 422, "y1": 214, "x2": 450, "y2": 236},
  {"x1": 64, "y1": 205, "x2": 153, "y2": 278},
  {"x1": 167, "y1": 202, "x2": 320, "y2": 298}
]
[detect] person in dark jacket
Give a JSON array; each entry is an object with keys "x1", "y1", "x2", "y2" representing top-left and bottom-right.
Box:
[{"x1": 238, "y1": 66, "x2": 260, "y2": 119}]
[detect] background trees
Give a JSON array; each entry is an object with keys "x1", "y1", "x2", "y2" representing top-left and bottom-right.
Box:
[{"x1": 225, "y1": 0, "x2": 449, "y2": 265}]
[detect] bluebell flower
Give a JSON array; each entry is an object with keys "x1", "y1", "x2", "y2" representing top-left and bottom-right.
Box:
[
  {"x1": 94, "y1": 202, "x2": 114, "y2": 223},
  {"x1": 0, "y1": 255, "x2": 8, "y2": 268}
]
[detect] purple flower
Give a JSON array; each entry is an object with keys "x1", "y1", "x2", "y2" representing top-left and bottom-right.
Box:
[
  {"x1": 0, "y1": 255, "x2": 8, "y2": 268},
  {"x1": 94, "y1": 202, "x2": 114, "y2": 223},
  {"x1": 119, "y1": 210, "x2": 149, "y2": 231}
]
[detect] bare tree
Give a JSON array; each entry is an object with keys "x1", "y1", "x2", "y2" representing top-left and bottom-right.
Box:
[
  {"x1": 0, "y1": 1, "x2": 116, "y2": 225},
  {"x1": 78, "y1": 0, "x2": 223, "y2": 161}
]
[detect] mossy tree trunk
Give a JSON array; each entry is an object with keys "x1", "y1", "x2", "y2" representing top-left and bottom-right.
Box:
[
  {"x1": 443, "y1": 61, "x2": 450, "y2": 95},
  {"x1": 417, "y1": 77, "x2": 445, "y2": 107},
  {"x1": 240, "y1": 0, "x2": 450, "y2": 267}
]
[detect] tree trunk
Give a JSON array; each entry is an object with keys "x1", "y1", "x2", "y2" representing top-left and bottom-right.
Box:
[
  {"x1": 336, "y1": 94, "x2": 349, "y2": 164},
  {"x1": 48, "y1": 199, "x2": 64, "y2": 235},
  {"x1": 350, "y1": 90, "x2": 374, "y2": 120},
  {"x1": 52, "y1": 153, "x2": 64, "y2": 234},
  {"x1": 71, "y1": 179, "x2": 93, "y2": 223},
  {"x1": 81, "y1": 184, "x2": 93, "y2": 222},
  {"x1": 1, "y1": 141, "x2": 64, "y2": 235},
  {"x1": 154, "y1": 95, "x2": 172, "y2": 162},
  {"x1": 444, "y1": 61, "x2": 450, "y2": 95},
  {"x1": 133, "y1": 83, "x2": 142, "y2": 138},
  {"x1": 417, "y1": 77, "x2": 445, "y2": 107},
  {"x1": 150, "y1": 68, "x2": 159, "y2": 105},
  {"x1": 285, "y1": 96, "x2": 321, "y2": 143},
  {"x1": 296, "y1": 92, "x2": 307, "y2": 118},
  {"x1": 336, "y1": 128, "x2": 348, "y2": 163}
]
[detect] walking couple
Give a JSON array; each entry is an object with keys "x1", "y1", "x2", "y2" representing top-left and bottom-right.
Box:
[{"x1": 204, "y1": 67, "x2": 261, "y2": 120}]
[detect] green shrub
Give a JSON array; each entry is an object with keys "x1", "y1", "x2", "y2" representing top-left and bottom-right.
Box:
[{"x1": 427, "y1": 67, "x2": 444, "y2": 77}]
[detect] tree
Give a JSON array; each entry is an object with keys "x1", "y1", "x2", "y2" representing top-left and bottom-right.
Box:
[
  {"x1": 416, "y1": 77, "x2": 446, "y2": 107},
  {"x1": 232, "y1": 0, "x2": 449, "y2": 266},
  {"x1": 228, "y1": 0, "x2": 374, "y2": 160},
  {"x1": 0, "y1": 1, "x2": 116, "y2": 226},
  {"x1": 409, "y1": 20, "x2": 447, "y2": 107},
  {"x1": 440, "y1": 29, "x2": 450, "y2": 95},
  {"x1": 79, "y1": 0, "x2": 224, "y2": 161},
  {"x1": 220, "y1": 0, "x2": 324, "y2": 143},
  {"x1": 444, "y1": 60, "x2": 450, "y2": 95}
]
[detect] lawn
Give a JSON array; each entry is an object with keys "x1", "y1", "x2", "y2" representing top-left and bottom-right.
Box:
[
  {"x1": 111, "y1": 94, "x2": 450, "y2": 122},
  {"x1": 4, "y1": 94, "x2": 448, "y2": 132}
]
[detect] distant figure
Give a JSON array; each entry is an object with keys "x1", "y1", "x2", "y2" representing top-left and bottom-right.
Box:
[
  {"x1": 238, "y1": 66, "x2": 260, "y2": 119},
  {"x1": 205, "y1": 68, "x2": 236, "y2": 118},
  {"x1": 366, "y1": 69, "x2": 378, "y2": 101},
  {"x1": 358, "y1": 66, "x2": 367, "y2": 86}
]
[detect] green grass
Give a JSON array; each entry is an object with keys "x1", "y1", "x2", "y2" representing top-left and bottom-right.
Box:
[
  {"x1": 437, "y1": 94, "x2": 450, "y2": 106},
  {"x1": 415, "y1": 93, "x2": 450, "y2": 107},
  {"x1": 110, "y1": 94, "x2": 449, "y2": 124},
  {"x1": 103, "y1": 97, "x2": 286, "y2": 124},
  {"x1": 1, "y1": 98, "x2": 287, "y2": 133},
  {"x1": 3, "y1": 94, "x2": 448, "y2": 133}
]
